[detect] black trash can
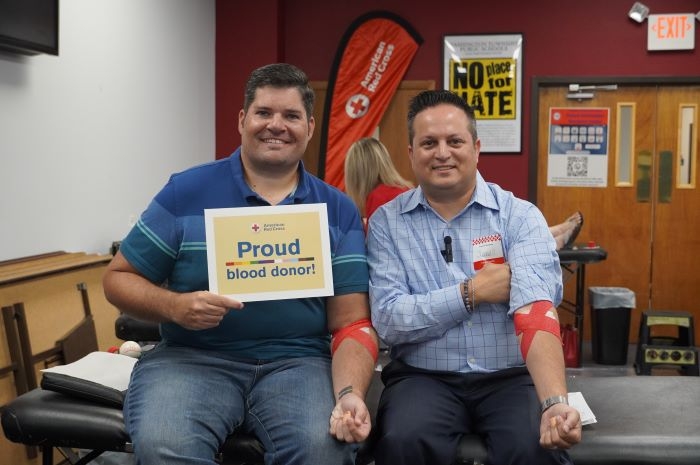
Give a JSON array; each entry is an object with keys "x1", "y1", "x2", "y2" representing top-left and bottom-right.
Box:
[{"x1": 588, "y1": 287, "x2": 635, "y2": 365}]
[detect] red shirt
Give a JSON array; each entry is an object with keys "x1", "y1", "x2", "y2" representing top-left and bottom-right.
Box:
[{"x1": 366, "y1": 184, "x2": 410, "y2": 219}]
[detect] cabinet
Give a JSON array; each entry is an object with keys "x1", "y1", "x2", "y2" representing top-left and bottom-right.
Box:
[{"x1": 0, "y1": 251, "x2": 121, "y2": 465}]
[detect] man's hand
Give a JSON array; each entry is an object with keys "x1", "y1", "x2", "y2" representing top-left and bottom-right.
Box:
[
  {"x1": 539, "y1": 403, "x2": 582, "y2": 450},
  {"x1": 329, "y1": 392, "x2": 371, "y2": 443},
  {"x1": 104, "y1": 251, "x2": 244, "y2": 328},
  {"x1": 168, "y1": 291, "x2": 244, "y2": 330},
  {"x1": 473, "y1": 262, "x2": 511, "y2": 305}
]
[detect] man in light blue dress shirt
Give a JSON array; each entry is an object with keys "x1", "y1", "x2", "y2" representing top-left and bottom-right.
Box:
[{"x1": 367, "y1": 90, "x2": 582, "y2": 465}]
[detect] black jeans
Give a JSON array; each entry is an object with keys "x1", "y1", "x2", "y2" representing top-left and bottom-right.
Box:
[{"x1": 372, "y1": 360, "x2": 572, "y2": 465}]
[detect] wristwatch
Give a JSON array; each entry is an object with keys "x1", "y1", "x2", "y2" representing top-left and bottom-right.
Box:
[{"x1": 541, "y1": 395, "x2": 568, "y2": 413}]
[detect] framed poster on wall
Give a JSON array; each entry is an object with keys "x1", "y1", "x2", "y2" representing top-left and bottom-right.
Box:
[
  {"x1": 443, "y1": 34, "x2": 523, "y2": 152},
  {"x1": 547, "y1": 107, "x2": 610, "y2": 187}
]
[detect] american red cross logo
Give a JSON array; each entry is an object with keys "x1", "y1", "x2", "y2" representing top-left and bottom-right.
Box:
[
  {"x1": 349, "y1": 98, "x2": 366, "y2": 114},
  {"x1": 251, "y1": 223, "x2": 260, "y2": 233},
  {"x1": 345, "y1": 94, "x2": 370, "y2": 119}
]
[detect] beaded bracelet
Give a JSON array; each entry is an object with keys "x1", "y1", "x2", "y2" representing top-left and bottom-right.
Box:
[
  {"x1": 471, "y1": 277, "x2": 476, "y2": 310},
  {"x1": 462, "y1": 278, "x2": 473, "y2": 314}
]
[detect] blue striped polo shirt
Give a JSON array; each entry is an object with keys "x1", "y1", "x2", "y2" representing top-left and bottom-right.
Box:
[{"x1": 119, "y1": 148, "x2": 368, "y2": 360}]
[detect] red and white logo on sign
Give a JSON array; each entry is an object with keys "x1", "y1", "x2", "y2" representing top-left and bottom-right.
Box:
[
  {"x1": 472, "y1": 234, "x2": 505, "y2": 270},
  {"x1": 345, "y1": 94, "x2": 370, "y2": 119}
]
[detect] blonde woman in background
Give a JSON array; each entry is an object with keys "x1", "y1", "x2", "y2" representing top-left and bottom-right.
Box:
[{"x1": 345, "y1": 137, "x2": 414, "y2": 229}]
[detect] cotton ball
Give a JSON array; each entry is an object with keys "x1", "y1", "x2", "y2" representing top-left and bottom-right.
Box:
[{"x1": 119, "y1": 340, "x2": 142, "y2": 358}]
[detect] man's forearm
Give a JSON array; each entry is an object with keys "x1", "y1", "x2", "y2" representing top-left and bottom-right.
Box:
[
  {"x1": 524, "y1": 331, "x2": 568, "y2": 403},
  {"x1": 103, "y1": 268, "x2": 176, "y2": 323},
  {"x1": 331, "y1": 335, "x2": 378, "y2": 401}
]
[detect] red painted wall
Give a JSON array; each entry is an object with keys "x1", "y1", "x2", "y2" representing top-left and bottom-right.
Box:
[
  {"x1": 216, "y1": 0, "x2": 700, "y2": 198},
  {"x1": 215, "y1": 0, "x2": 283, "y2": 157}
]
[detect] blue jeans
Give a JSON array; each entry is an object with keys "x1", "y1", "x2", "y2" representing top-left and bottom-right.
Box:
[{"x1": 124, "y1": 342, "x2": 357, "y2": 465}]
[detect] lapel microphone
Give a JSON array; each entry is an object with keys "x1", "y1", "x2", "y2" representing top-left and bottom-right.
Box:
[{"x1": 442, "y1": 235, "x2": 453, "y2": 263}]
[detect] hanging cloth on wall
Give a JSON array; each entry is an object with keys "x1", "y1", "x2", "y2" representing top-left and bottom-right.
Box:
[{"x1": 318, "y1": 10, "x2": 422, "y2": 190}]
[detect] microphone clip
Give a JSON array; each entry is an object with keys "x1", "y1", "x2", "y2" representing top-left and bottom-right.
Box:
[{"x1": 442, "y1": 236, "x2": 453, "y2": 263}]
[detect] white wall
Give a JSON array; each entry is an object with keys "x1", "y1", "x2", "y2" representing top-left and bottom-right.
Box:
[{"x1": 0, "y1": 0, "x2": 215, "y2": 261}]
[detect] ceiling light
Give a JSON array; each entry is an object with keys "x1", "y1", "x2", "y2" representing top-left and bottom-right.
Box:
[{"x1": 628, "y1": 2, "x2": 650, "y2": 23}]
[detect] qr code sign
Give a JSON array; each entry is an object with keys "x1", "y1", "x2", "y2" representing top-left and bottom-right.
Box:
[{"x1": 567, "y1": 156, "x2": 587, "y2": 177}]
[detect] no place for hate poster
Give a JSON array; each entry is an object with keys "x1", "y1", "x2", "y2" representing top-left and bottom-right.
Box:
[{"x1": 205, "y1": 204, "x2": 333, "y2": 302}]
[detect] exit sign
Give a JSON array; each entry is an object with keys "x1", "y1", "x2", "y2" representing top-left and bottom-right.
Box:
[{"x1": 647, "y1": 13, "x2": 695, "y2": 50}]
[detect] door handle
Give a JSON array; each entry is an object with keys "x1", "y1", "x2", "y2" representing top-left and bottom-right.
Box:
[
  {"x1": 636, "y1": 150, "x2": 651, "y2": 203},
  {"x1": 658, "y1": 150, "x2": 672, "y2": 203}
]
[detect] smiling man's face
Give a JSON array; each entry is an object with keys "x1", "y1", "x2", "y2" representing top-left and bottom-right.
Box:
[
  {"x1": 408, "y1": 103, "x2": 480, "y2": 200},
  {"x1": 238, "y1": 86, "x2": 315, "y2": 172}
]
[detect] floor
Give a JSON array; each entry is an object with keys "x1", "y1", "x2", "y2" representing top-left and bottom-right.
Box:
[
  {"x1": 567, "y1": 340, "x2": 634, "y2": 376},
  {"x1": 568, "y1": 340, "x2": 688, "y2": 377}
]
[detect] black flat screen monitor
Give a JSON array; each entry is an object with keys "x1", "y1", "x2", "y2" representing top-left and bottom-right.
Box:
[{"x1": 0, "y1": 0, "x2": 59, "y2": 56}]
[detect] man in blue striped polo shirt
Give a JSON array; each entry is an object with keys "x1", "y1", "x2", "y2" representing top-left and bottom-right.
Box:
[{"x1": 103, "y1": 63, "x2": 378, "y2": 465}]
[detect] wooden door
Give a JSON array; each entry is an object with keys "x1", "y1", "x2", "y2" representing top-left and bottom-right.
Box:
[
  {"x1": 536, "y1": 84, "x2": 700, "y2": 344},
  {"x1": 374, "y1": 80, "x2": 436, "y2": 184},
  {"x1": 650, "y1": 87, "x2": 700, "y2": 315}
]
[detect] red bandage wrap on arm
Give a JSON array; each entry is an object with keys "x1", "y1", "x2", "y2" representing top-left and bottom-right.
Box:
[
  {"x1": 331, "y1": 318, "x2": 378, "y2": 363},
  {"x1": 513, "y1": 300, "x2": 561, "y2": 360}
]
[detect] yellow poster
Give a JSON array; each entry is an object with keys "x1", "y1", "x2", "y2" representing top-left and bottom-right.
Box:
[
  {"x1": 443, "y1": 34, "x2": 523, "y2": 152},
  {"x1": 447, "y1": 58, "x2": 517, "y2": 120},
  {"x1": 204, "y1": 204, "x2": 333, "y2": 302}
]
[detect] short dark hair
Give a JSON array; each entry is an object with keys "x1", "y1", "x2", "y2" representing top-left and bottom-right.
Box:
[
  {"x1": 243, "y1": 63, "x2": 315, "y2": 120},
  {"x1": 407, "y1": 90, "x2": 478, "y2": 144}
]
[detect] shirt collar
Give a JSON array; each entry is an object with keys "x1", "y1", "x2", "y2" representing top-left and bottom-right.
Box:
[
  {"x1": 228, "y1": 147, "x2": 309, "y2": 204},
  {"x1": 399, "y1": 171, "x2": 500, "y2": 215}
]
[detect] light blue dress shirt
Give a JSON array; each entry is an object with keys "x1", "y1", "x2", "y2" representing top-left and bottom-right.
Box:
[{"x1": 367, "y1": 171, "x2": 562, "y2": 373}]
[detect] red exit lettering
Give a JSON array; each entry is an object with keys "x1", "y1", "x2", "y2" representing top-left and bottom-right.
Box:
[{"x1": 652, "y1": 15, "x2": 692, "y2": 39}]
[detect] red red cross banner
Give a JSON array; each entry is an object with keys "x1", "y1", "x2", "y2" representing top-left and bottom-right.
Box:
[{"x1": 317, "y1": 11, "x2": 422, "y2": 190}]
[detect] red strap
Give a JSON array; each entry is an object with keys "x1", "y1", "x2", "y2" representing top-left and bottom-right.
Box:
[
  {"x1": 331, "y1": 318, "x2": 378, "y2": 362},
  {"x1": 513, "y1": 301, "x2": 561, "y2": 360}
]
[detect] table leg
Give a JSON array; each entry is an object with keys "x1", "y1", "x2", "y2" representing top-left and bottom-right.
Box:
[{"x1": 575, "y1": 264, "x2": 586, "y2": 367}]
